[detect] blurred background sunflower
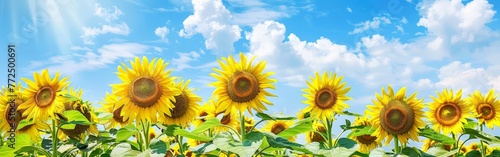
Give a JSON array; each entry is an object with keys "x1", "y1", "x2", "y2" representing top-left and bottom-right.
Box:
[
  {"x1": 349, "y1": 117, "x2": 381, "y2": 153},
  {"x1": 19, "y1": 69, "x2": 69, "y2": 122},
  {"x1": 57, "y1": 87, "x2": 98, "y2": 141},
  {"x1": 99, "y1": 92, "x2": 131, "y2": 129},
  {"x1": 366, "y1": 85, "x2": 425, "y2": 145},
  {"x1": 467, "y1": 89, "x2": 500, "y2": 129},
  {"x1": 193, "y1": 102, "x2": 212, "y2": 127},
  {"x1": 235, "y1": 115, "x2": 255, "y2": 134},
  {"x1": 305, "y1": 121, "x2": 327, "y2": 144},
  {"x1": 209, "y1": 52, "x2": 277, "y2": 115},
  {"x1": 111, "y1": 56, "x2": 181, "y2": 124},
  {"x1": 301, "y1": 71, "x2": 352, "y2": 122},
  {"x1": 158, "y1": 80, "x2": 201, "y2": 127},
  {"x1": 204, "y1": 99, "x2": 239, "y2": 134},
  {"x1": 261, "y1": 115, "x2": 295, "y2": 141},
  {"x1": 427, "y1": 89, "x2": 472, "y2": 135}
]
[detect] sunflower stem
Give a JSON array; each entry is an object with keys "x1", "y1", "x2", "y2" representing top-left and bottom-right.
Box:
[
  {"x1": 240, "y1": 111, "x2": 246, "y2": 141},
  {"x1": 332, "y1": 130, "x2": 346, "y2": 148},
  {"x1": 249, "y1": 119, "x2": 265, "y2": 133},
  {"x1": 457, "y1": 138, "x2": 472, "y2": 157},
  {"x1": 51, "y1": 119, "x2": 58, "y2": 157},
  {"x1": 326, "y1": 119, "x2": 333, "y2": 149},
  {"x1": 143, "y1": 121, "x2": 151, "y2": 150},
  {"x1": 394, "y1": 134, "x2": 400, "y2": 154},
  {"x1": 480, "y1": 124, "x2": 486, "y2": 157},
  {"x1": 177, "y1": 135, "x2": 185, "y2": 155}
]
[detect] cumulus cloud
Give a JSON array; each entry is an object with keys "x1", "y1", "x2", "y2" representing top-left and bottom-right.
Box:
[
  {"x1": 179, "y1": 0, "x2": 241, "y2": 54},
  {"x1": 171, "y1": 51, "x2": 202, "y2": 71},
  {"x1": 155, "y1": 26, "x2": 170, "y2": 42},
  {"x1": 94, "y1": 3, "x2": 123, "y2": 22},
  {"x1": 81, "y1": 23, "x2": 130, "y2": 45}
]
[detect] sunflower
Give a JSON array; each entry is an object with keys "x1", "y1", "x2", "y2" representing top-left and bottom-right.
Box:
[
  {"x1": 187, "y1": 138, "x2": 208, "y2": 147},
  {"x1": 302, "y1": 71, "x2": 352, "y2": 121},
  {"x1": 428, "y1": 89, "x2": 472, "y2": 135},
  {"x1": 366, "y1": 85, "x2": 425, "y2": 145},
  {"x1": 467, "y1": 89, "x2": 500, "y2": 129},
  {"x1": 165, "y1": 144, "x2": 195, "y2": 157},
  {"x1": 467, "y1": 142, "x2": 493, "y2": 155},
  {"x1": 0, "y1": 84, "x2": 50, "y2": 142},
  {"x1": 158, "y1": 80, "x2": 201, "y2": 127},
  {"x1": 261, "y1": 116, "x2": 295, "y2": 141},
  {"x1": 209, "y1": 52, "x2": 277, "y2": 115},
  {"x1": 57, "y1": 87, "x2": 98, "y2": 140},
  {"x1": 18, "y1": 69, "x2": 69, "y2": 122},
  {"x1": 193, "y1": 102, "x2": 212, "y2": 127},
  {"x1": 305, "y1": 121, "x2": 327, "y2": 143},
  {"x1": 204, "y1": 99, "x2": 239, "y2": 133},
  {"x1": 111, "y1": 56, "x2": 181, "y2": 123},
  {"x1": 350, "y1": 117, "x2": 381, "y2": 153},
  {"x1": 99, "y1": 92, "x2": 131, "y2": 129},
  {"x1": 421, "y1": 139, "x2": 436, "y2": 152}
]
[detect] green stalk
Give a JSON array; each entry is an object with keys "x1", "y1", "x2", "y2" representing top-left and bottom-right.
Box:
[
  {"x1": 240, "y1": 112, "x2": 246, "y2": 141},
  {"x1": 52, "y1": 120, "x2": 58, "y2": 157},
  {"x1": 143, "y1": 121, "x2": 151, "y2": 150},
  {"x1": 137, "y1": 125, "x2": 144, "y2": 152},
  {"x1": 326, "y1": 119, "x2": 333, "y2": 149},
  {"x1": 480, "y1": 124, "x2": 486, "y2": 157},
  {"x1": 177, "y1": 135, "x2": 184, "y2": 155},
  {"x1": 394, "y1": 134, "x2": 400, "y2": 154},
  {"x1": 332, "y1": 130, "x2": 346, "y2": 147}
]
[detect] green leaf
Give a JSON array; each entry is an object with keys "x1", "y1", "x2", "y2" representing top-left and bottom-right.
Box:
[
  {"x1": 336, "y1": 138, "x2": 356, "y2": 149},
  {"x1": 368, "y1": 148, "x2": 391, "y2": 157},
  {"x1": 116, "y1": 126, "x2": 138, "y2": 142},
  {"x1": 97, "y1": 112, "x2": 113, "y2": 122},
  {"x1": 61, "y1": 110, "x2": 91, "y2": 126},
  {"x1": 149, "y1": 138, "x2": 167, "y2": 154},
  {"x1": 191, "y1": 142, "x2": 217, "y2": 155},
  {"x1": 15, "y1": 146, "x2": 53, "y2": 157},
  {"x1": 0, "y1": 133, "x2": 32, "y2": 156},
  {"x1": 110, "y1": 143, "x2": 143, "y2": 157},
  {"x1": 339, "y1": 111, "x2": 363, "y2": 117},
  {"x1": 401, "y1": 147, "x2": 420, "y2": 157},
  {"x1": 340, "y1": 119, "x2": 351, "y2": 130},
  {"x1": 465, "y1": 150, "x2": 481, "y2": 157},
  {"x1": 464, "y1": 118, "x2": 478, "y2": 129},
  {"x1": 89, "y1": 148, "x2": 104, "y2": 157},
  {"x1": 65, "y1": 94, "x2": 81, "y2": 102},
  {"x1": 464, "y1": 128, "x2": 500, "y2": 144},
  {"x1": 487, "y1": 150, "x2": 500, "y2": 157},
  {"x1": 348, "y1": 125, "x2": 375, "y2": 138},
  {"x1": 350, "y1": 151, "x2": 369, "y2": 157},
  {"x1": 16, "y1": 119, "x2": 35, "y2": 131},
  {"x1": 321, "y1": 147, "x2": 357, "y2": 157},
  {"x1": 213, "y1": 132, "x2": 263, "y2": 157},
  {"x1": 174, "y1": 129, "x2": 213, "y2": 141},
  {"x1": 419, "y1": 127, "x2": 456, "y2": 145},
  {"x1": 162, "y1": 124, "x2": 180, "y2": 136},
  {"x1": 243, "y1": 131, "x2": 264, "y2": 146},
  {"x1": 277, "y1": 119, "x2": 313, "y2": 139},
  {"x1": 191, "y1": 118, "x2": 222, "y2": 134},
  {"x1": 256, "y1": 112, "x2": 296, "y2": 121}
]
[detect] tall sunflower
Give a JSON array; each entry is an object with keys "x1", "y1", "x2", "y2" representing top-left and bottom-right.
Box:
[
  {"x1": 18, "y1": 69, "x2": 69, "y2": 122},
  {"x1": 99, "y1": 92, "x2": 131, "y2": 129},
  {"x1": 305, "y1": 121, "x2": 327, "y2": 143},
  {"x1": 158, "y1": 80, "x2": 201, "y2": 127},
  {"x1": 302, "y1": 71, "x2": 352, "y2": 121},
  {"x1": 0, "y1": 84, "x2": 50, "y2": 142},
  {"x1": 467, "y1": 89, "x2": 500, "y2": 129},
  {"x1": 111, "y1": 56, "x2": 181, "y2": 123},
  {"x1": 350, "y1": 117, "x2": 381, "y2": 153},
  {"x1": 428, "y1": 89, "x2": 472, "y2": 135},
  {"x1": 261, "y1": 116, "x2": 295, "y2": 141},
  {"x1": 57, "y1": 87, "x2": 98, "y2": 140},
  {"x1": 297, "y1": 109, "x2": 311, "y2": 120},
  {"x1": 366, "y1": 85, "x2": 425, "y2": 145},
  {"x1": 209, "y1": 52, "x2": 277, "y2": 115}
]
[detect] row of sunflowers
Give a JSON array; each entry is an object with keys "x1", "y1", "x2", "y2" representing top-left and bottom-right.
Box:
[{"x1": 0, "y1": 52, "x2": 499, "y2": 157}]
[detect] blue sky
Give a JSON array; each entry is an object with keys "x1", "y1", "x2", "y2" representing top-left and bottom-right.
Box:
[{"x1": 2, "y1": 0, "x2": 500, "y2": 149}]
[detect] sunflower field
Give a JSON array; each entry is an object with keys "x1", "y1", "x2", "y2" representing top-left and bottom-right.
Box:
[{"x1": 1, "y1": 53, "x2": 500, "y2": 157}]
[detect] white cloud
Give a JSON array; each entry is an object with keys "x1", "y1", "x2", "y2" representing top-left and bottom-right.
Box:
[
  {"x1": 401, "y1": 17, "x2": 408, "y2": 24},
  {"x1": 70, "y1": 46, "x2": 91, "y2": 51},
  {"x1": 232, "y1": 7, "x2": 292, "y2": 26},
  {"x1": 30, "y1": 43, "x2": 151, "y2": 75},
  {"x1": 346, "y1": 7, "x2": 352, "y2": 13},
  {"x1": 171, "y1": 51, "x2": 201, "y2": 71},
  {"x1": 155, "y1": 26, "x2": 170, "y2": 42},
  {"x1": 432, "y1": 61, "x2": 499, "y2": 94},
  {"x1": 179, "y1": 0, "x2": 241, "y2": 54},
  {"x1": 94, "y1": 3, "x2": 123, "y2": 22},
  {"x1": 417, "y1": 0, "x2": 496, "y2": 44},
  {"x1": 349, "y1": 16, "x2": 391, "y2": 34},
  {"x1": 81, "y1": 22, "x2": 130, "y2": 45}
]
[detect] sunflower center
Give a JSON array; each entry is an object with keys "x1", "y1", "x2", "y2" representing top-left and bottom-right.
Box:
[
  {"x1": 436, "y1": 103, "x2": 461, "y2": 126},
  {"x1": 314, "y1": 88, "x2": 337, "y2": 109},
  {"x1": 478, "y1": 103, "x2": 495, "y2": 120},
  {"x1": 129, "y1": 76, "x2": 162, "y2": 108},
  {"x1": 199, "y1": 112, "x2": 208, "y2": 122},
  {"x1": 356, "y1": 135, "x2": 377, "y2": 144},
  {"x1": 168, "y1": 93, "x2": 189, "y2": 118},
  {"x1": 35, "y1": 86, "x2": 56, "y2": 108},
  {"x1": 113, "y1": 106, "x2": 126, "y2": 123},
  {"x1": 271, "y1": 123, "x2": 286, "y2": 135},
  {"x1": 6, "y1": 99, "x2": 24, "y2": 125},
  {"x1": 60, "y1": 104, "x2": 91, "y2": 138},
  {"x1": 311, "y1": 126, "x2": 326, "y2": 142},
  {"x1": 217, "y1": 112, "x2": 231, "y2": 125},
  {"x1": 226, "y1": 71, "x2": 260, "y2": 103},
  {"x1": 380, "y1": 100, "x2": 414, "y2": 134}
]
